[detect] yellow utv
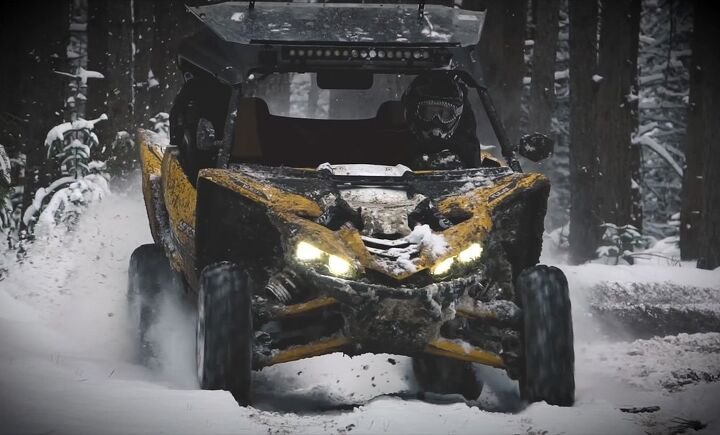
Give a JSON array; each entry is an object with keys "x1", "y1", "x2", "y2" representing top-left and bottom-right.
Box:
[{"x1": 128, "y1": 1, "x2": 574, "y2": 407}]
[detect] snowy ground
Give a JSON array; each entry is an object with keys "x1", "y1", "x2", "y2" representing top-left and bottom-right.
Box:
[{"x1": 1, "y1": 178, "x2": 719, "y2": 435}]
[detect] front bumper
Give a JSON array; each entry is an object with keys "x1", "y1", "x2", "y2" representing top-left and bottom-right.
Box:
[{"x1": 255, "y1": 269, "x2": 521, "y2": 371}]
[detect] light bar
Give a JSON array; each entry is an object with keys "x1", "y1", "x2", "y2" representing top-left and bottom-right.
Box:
[{"x1": 283, "y1": 46, "x2": 436, "y2": 63}]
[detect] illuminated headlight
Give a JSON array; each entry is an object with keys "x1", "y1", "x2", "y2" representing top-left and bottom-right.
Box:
[
  {"x1": 295, "y1": 242, "x2": 354, "y2": 277},
  {"x1": 328, "y1": 255, "x2": 352, "y2": 276},
  {"x1": 430, "y1": 242, "x2": 483, "y2": 276},
  {"x1": 296, "y1": 241, "x2": 323, "y2": 261},
  {"x1": 458, "y1": 243, "x2": 483, "y2": 263},
  {"x1": 431, "y1": 257, "x2": 455, "y2": 276}
]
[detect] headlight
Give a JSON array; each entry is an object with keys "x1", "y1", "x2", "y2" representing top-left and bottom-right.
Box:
[
  {"x1": 296, "y1": 241, "x2": 324, "y2": 261},
  {"x1": 328, "y1": 255, "x2": 352, "y2": 276},
  {"x1": 430, "y1": 243, "x2": 483, "y2": 276},
  {"x1": 458, "y1": 243, "x2": 483, "y2": 263},
  {"x1": 295, "y1": 242, "x2": 354, "y2": 277},
  {"x1": 431, "y1": 257, "x2": 455, "y2": 275}
]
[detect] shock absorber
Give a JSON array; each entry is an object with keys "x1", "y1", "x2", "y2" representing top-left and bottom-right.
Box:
[{"x1": 264, "y1": 269, "x2": 301, "y2": 304}]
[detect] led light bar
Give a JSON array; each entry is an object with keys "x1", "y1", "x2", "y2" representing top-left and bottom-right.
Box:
[{"x1": 282, "y1": 46, "x2": 437, "y2": 63}]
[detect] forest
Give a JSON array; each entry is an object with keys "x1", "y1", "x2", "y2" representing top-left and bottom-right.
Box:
[
  {"x1": 1, "y1": 0, "x2": 717, "y2": 270},
  {"x1": 1, "y1": 1, "x2": 720, "y2": 433}
]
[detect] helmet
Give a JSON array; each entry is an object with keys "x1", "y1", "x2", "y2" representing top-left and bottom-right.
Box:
[{"x1": 403, "y1": 72, "x2": 465, "y2": 150}]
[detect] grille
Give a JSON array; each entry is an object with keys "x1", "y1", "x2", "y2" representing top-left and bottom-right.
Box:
[{"x1": 361, "y1": 235, "x2": 421, "y2": 260}]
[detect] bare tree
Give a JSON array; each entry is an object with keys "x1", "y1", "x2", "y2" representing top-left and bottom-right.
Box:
[
  {"x1": 528, "y1": 0, "x2": 560, "y2": 137},
  {"x1": 693, "y1": 0, "x2": 720, "y2": 270},
  {"x1": 680, "y1": 0, "x2": 706, "y2": 260},
  {"x1": 87, "y1": 0, "x2": 134, "y2": 153},
  {"x1": 594, "y1": 0, "x2": 641, "y2": 230},
  {"x1": 151, "y1": 0, "x2": 190, "y2": 115},
  {"x1": 134, "y1": 1, "x2": 155, "y2": 130},
  {"x1": 478, "y1": 0, "x2": 527, "y2": 145},
  {"x1": 89, "y1": 0, "x2": 134, "y2": 155},
  {"x1": 567, "y1": 0, "x2": 599, "y2": 264},
  {"x1": 86, "y1": 0, "x2": 109, "y2": 138}
]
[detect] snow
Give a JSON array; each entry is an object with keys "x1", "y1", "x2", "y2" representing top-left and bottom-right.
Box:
[
  {"x1": 53, "y1": 67, "x2": 105, "y2": 85},
  {"x1": 1, "y1": 176, "x2": 720, "y2": 434},
  {"x1": 317, "y1": 163, "x2": 412, "y2": 177},
  {"x1": 407, "y1": 224, "x2": 447, "y2": 259},
  {"x1": 44, "y1": 114, "x2": 108, "y2": 148},
  {"x1": 633, "y1": 130, "x2": 684, "y2": 177}
]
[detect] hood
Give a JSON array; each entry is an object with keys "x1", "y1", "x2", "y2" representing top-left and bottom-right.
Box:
[{"x1": 199, "y1": 164, "x2": 542, "y2": 280}]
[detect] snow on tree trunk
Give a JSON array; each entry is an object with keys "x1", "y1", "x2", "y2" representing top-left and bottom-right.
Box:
[
  {"x1": 595, "y1": 0, "x2": 641, "y2": 231},
  {"x1": 694, "y1": 0, "x2": 720, "y2": 270},
  {"x1": 589, "y1": 281, "x2": 720, "y2": 338},
  {"x1": 568, "y1": 0, "x2": 600, "y2": 264}
]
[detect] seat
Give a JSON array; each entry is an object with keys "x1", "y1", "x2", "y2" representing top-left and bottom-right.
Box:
[{"x1": 231, "y1": 98, "x2": 414, "y2": 168}]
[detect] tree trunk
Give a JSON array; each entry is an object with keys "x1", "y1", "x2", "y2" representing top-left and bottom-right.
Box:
[
  {"x1": 134, "y1": 0, "x2": 155, "y2": 131},
  {"x1": 11, "y1": 1, "x2": 71, "y2": 223},
  {"x1": 680, "y1": 0, "x2": 706, "y2": 260},
  {"x1": 86, "y1": 0, "x2": 109, "y2": 133},
  {"x1": 104, "y1": 1, "x2": 134, "y2": 151},
  {"x1": 594, "y1": 0, "x2": 641, "y2": 229},
  {"x1": 478, "y1": 0, "x2": 527, "y2": 145},
  {"x1": 151, "y1": 0, "x2": 192, "y2": 115},
  {"x1": 528, "y1": 0, "x2": 560, "y2": 137},
  {"x1": 627, "y1": 0, "x2": 642, "y2": 231},
  {"x1": 695, "y1": 0, "x2": 720, "y2": 270},
  {"x1": 568, "y1": 0, "x2": 599, "y2": 264}
]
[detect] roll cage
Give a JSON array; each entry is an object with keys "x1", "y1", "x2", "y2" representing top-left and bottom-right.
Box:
[{"x1": 178, "y1": 1, "x2": 521, "y2": 171}]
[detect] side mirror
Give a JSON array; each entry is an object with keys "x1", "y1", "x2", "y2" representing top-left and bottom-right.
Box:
[{"x1": 518, "y1": 133, "x2": 554, "y2": 162}]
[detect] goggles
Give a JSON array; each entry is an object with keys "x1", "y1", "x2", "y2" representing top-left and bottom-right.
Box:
[{"x1": 416, "y1": 99, "x2": 463, "y2": 124}]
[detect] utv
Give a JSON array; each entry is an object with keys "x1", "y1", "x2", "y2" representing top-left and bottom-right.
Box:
[{"x1": 129, "y1": 1, "x2": 574, "y2": 407}]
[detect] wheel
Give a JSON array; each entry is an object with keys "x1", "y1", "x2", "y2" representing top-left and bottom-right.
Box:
[
  {"x1": 196, "y1": 262, "x2": 253, "y2": 405},
  {"x1": 412, "y1": 355, "x2": 482, "y2": 401},
  {"x1": 127, "y1": 244, "x2": 175, "y2": 365},
  {"x1": 169, "y1": 78, "x2": 229, "y2": 184},
  {"x1": 516, "y1": 265, "x2": 574, "y2": 406}
]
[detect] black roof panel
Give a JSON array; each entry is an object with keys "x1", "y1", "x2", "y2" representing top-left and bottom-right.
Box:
[{"x1": 188, "y1": 2, "x2": 485, "y2": 46}]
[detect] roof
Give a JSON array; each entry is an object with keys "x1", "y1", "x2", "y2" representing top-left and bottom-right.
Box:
[{"x1": 188, "y1": 1, "x2": 485, "y2": 47}]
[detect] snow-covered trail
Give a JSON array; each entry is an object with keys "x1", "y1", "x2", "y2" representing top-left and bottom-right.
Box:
[{"x1": 1, "y1": 179, "x2": 719, "y2": 435}]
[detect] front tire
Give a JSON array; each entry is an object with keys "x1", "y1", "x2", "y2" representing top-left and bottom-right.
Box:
[
  {"x1": 196, "y1": 262, "x2": 253, "y2": 405},
  {"x1": 517, "y1": 265, "x2": 574, "y2": 406},
  {"x1": 127, "y1": 244, "x2": 175, "y2": 365}
]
